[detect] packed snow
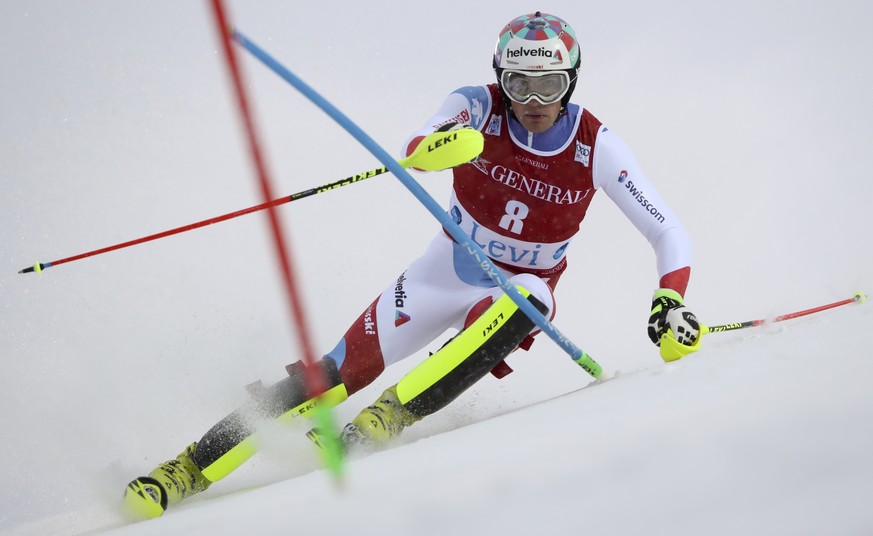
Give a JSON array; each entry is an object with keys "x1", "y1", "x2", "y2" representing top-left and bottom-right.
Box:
[{"x1": 2, "y1": 2, "x2": 871, "y2": 535}]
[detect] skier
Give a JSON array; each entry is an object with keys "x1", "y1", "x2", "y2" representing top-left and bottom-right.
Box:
[{"x1": 124, "y1": 11, "x2": 702, "y2": 518}]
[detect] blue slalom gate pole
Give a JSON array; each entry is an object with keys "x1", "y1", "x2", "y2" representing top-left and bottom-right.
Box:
[{"x1": 232, "y1": 29, "x2": 603, "y2": 380}]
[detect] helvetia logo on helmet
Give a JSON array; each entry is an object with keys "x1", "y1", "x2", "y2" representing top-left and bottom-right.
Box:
[{"x1": 506, "y1": 46, "x2": 556, "y2": 59}]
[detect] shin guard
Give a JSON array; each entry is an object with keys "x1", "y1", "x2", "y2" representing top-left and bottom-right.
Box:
[
  {"x1": 396, "y1": 288, "x2": 548, "y2": 418},
  {"x1": 193, "y1": 358, "x2": 348, "y2": 482}
]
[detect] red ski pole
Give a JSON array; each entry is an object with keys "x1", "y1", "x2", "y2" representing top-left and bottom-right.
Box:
[
  {"x1": 17, "y1": 127, "x2": 480, "y2": 275},
  {"x1": 705, "y1": 292, "x2": 867, "y2": 334},
  {"x1": 17, "y1": 167, "x2": 387, "y2": 275}
]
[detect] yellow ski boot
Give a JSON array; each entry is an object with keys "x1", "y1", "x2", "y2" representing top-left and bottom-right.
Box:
[
  {"x1": 342, "y1": 385, "x2": 422, "y2": 449},
  {"x1": 123, "y1": 442, "x2": 212, "y2": 519}
]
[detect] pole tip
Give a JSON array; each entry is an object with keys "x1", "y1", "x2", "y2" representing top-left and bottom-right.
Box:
[
  {"x1": 18, "y1": 262, "x2": 44, "y2": 275},
  {"x1": 854, "y1": 291, "x2": 867, "y2": 304}
]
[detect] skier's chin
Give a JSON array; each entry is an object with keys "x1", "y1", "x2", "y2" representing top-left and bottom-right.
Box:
[
  {"x1": 511, "y1": 101, "x2": 561, "y2": 133},
  {"x1": 519, "y1": 115, "x2": 554, "y2": 133}
]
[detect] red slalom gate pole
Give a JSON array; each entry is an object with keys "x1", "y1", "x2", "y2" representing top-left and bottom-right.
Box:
[
  {"x1": 208, "y1": 0, "x2": 343, "y2": 475},
  {"x1": 705, "y1": 292, "x2": 867, "y2": 334}
]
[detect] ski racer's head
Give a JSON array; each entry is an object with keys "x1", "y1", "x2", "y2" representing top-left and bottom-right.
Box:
[{"x1": 493, "y1": 12, "x2": 581, "y2": 132}]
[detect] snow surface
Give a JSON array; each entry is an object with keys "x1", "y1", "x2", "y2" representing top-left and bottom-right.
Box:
[{"x1": 2, "y1": 2, "x2": 872, "y2": 535}]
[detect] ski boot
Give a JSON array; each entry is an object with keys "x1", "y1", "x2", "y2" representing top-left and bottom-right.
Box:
[
  {"x1": 123, "y1": 442, "x2": 212, "y2": 519},
  {"x1": 308, "y1": 385, "x2": 422, "y2": 452}
]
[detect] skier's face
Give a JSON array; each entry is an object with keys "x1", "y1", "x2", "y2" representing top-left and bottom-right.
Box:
[{"x1": 509, "y1": 99, "x2": 561, "y2": 133}]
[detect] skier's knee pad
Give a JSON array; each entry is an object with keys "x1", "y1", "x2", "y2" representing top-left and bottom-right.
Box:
[
  {"x1": 395, "y1": 287, "x2": 548, "y2": 418},
  {"x1": 508, "y1": 273, "x2": 554, "y2": 318}
]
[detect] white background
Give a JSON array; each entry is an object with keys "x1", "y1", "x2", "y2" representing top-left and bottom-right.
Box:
[{"x1": 1, "y1": 1, "x2": 871, "y2": 534}]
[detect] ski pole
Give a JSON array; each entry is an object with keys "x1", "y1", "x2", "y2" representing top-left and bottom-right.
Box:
[
  {"x1": 18, "y1": 128, "x2": 482, "y2": 275},
  {"x1": 704, "y1": 291, "x2": 867, "y2": 334}
]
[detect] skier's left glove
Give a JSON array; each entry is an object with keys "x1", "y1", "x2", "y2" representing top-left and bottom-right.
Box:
[{"x1": 647, "y1": 288, "x2": 703, "y2": 362}]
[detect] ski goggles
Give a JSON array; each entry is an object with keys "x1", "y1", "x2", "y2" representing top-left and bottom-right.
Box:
[{"x1": 500, "y1": 70, "x2": 573, "y2": 105}]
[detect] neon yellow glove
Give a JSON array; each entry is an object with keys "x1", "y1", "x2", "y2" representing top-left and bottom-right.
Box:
[{"x1": 647, "y1": 288, "x2": 703, "y2": 362}]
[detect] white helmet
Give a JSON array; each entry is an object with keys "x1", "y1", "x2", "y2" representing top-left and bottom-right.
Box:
[{"x1": 493, "y1": 12, "x2": 581, "y2": 107}]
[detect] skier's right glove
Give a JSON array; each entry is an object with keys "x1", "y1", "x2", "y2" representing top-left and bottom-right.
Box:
[
  {"x1": 647, "y1": 288, "x2": 703, "y2": 362},
  {"x1": 405, "y1": 122, "x2": 480, "y2": 172}
]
